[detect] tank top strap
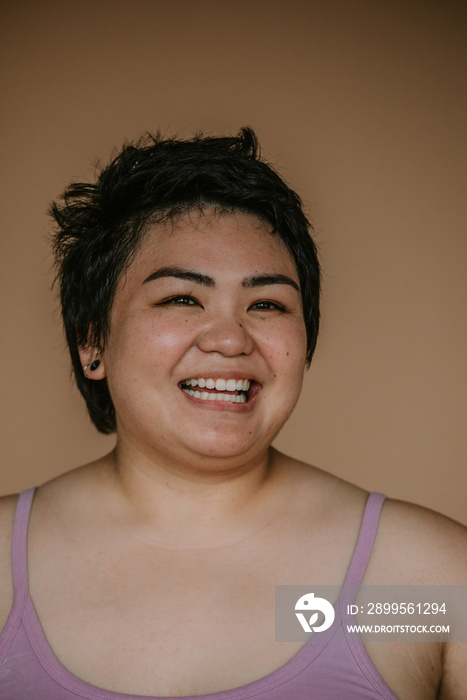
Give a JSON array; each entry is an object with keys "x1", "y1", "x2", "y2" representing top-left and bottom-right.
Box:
[
  {"x1": 343, "y1": 492, "x2": 386, "y2": 587},
  {"x1": 11, "y1": 487, "x2": 37, "y2": 599}
]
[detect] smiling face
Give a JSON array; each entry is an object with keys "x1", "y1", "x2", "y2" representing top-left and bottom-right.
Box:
[{"x1": 87, "y1": 209, "x2": 308, "y2": 472}]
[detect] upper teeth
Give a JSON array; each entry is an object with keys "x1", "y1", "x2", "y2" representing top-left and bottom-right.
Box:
[{"x1": 183, "y1": 378, "x2": 250, "y2": 391}]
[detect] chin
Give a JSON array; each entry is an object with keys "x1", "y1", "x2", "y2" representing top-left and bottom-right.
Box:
[
  {"x1": 177, "y1": 425, "x2": 275, "y2": 465},
  {"x1": 187, "y1": 440, "x2": 258, "y2": 463}
]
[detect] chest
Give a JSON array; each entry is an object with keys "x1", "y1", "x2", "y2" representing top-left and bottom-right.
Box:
[
  {"x1": 28, "y1": 541, "x2": 309, "y2": 694},
  {"x1": 27, "y1": 532, "x2": 440, "y2": 699}
]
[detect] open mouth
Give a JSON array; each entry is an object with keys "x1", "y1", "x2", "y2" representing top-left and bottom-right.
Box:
[{"x1": 179, "y1": 377, "x2": 258, "y2": 404}]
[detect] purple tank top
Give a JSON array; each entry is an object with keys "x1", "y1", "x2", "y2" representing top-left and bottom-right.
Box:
[{"x1": 0, "y1": 489, "x2": 399, "y2": 699}]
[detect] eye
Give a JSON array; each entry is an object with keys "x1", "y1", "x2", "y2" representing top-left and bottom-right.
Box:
[
  {"x1": 157, "y1": 295, "x2": 200, "y2": 306},
  {"x1": 249, "y1": 300, "x2": 286, "y2": 312}
]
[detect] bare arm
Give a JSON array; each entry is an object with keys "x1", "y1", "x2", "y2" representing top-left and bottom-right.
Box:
[
  {"x1": 364, "y1": 498, "x2": 467, "y2": 699},
  {"x1": 436, "y1": 518, "x2": 467, "y2": 700},
  {"x1": 0, "y1": 495, "x2": 19, "y2": 633},
  {"x1": 438, "y1": 642, "x2": 467, "y2": 700}
]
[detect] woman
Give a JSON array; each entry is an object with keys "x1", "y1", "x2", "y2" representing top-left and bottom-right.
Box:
[{"x1": 0, "y1": 129, "x2": 465, "y2": 699}]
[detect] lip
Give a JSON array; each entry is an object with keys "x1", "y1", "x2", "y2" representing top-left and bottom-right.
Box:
[
  {"x1": 179, "y1": 371, "x2": 260, "y2": 382},
  {"x1": 180, "y1": 388, "x2": 261, "y2": 412},
  {"x1": 178, "y1": 377, "x2": 262, "y2": 411}
]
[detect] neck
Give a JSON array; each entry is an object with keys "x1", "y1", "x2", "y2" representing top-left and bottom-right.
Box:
[{"x1": 104, "y1": 441, "x2": 281, "y2": 549}]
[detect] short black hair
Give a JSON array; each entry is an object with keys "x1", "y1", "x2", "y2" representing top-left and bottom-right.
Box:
[{"x1": 51, "y1": 127, "x2": 320, "y2": 433}]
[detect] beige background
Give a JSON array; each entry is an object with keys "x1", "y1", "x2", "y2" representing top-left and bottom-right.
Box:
[{"x1": 1, "y1": 0, "x2": 466, "y2": 524}]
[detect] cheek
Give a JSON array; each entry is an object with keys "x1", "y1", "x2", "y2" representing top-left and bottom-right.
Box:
[
  {"x1": 108, "y1": 314, "x2": 196, "y2": 367},
  {"x1": 259, "y1": 320, "x2": 307, "y2": 396},
  {"x1": 262, "y1": 318, "x2": 307, "y2": 363}
]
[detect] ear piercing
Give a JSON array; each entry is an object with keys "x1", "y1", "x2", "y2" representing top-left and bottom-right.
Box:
[{"x1": 83, "y1": 359, "x2": 101, "y2": 377}]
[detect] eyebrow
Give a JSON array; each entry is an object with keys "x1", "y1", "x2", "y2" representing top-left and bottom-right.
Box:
[
  {"x1": 242, "y1": 273, "x2": 300, "y2": 293},
  {"x1": 143, "y1": 267, "x2": 300, "y2": 292},
  {"x1": 143, "y1": 267, "x2": 215, "y2": 287}
]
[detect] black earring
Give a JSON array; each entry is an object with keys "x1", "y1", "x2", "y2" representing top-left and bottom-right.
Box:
[{"x1": 90, "y1": 360, "x2": 101, "y2": 371}]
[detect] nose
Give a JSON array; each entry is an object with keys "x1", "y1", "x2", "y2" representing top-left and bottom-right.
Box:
[{"x1": 197, "y1": 314, "x2": 255, "y2": 357}]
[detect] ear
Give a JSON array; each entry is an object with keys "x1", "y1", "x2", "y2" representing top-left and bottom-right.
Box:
[{"x1": 78, "y1": 345, "x2": 107, "y2": 380}]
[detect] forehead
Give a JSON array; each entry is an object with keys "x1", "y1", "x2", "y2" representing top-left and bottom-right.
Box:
[{"x1": 130, "y1": 208, "x2": 298, "y2": 279}]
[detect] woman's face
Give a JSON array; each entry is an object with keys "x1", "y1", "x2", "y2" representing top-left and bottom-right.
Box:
[{"x1": 99, "y1": 209, "x2": 308, "y2": 470}]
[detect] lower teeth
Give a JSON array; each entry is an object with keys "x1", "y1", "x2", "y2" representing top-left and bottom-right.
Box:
[{"x1": 182, "y1": 388, "x2": 246, "y2": 403}]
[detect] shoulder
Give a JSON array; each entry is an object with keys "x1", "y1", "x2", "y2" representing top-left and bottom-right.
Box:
[
  {"x1": 273, "y1": 449, "x2": 368, "y2": 504},
  {"x1": 375, "y1": 500, "x2": 467, "y2": 697},
  {"x1": 278, "y1": 451, "x2": 467, "y2": 584},
  {"x1": 0, "y1": 494, "x2": 20, "y2": 631},
  {"x1": 367, "y1": 497, "x2": 467, "y2": 585},
  {"x1": 271, "y1": 451, "x2": 467, "y2": 586}
]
